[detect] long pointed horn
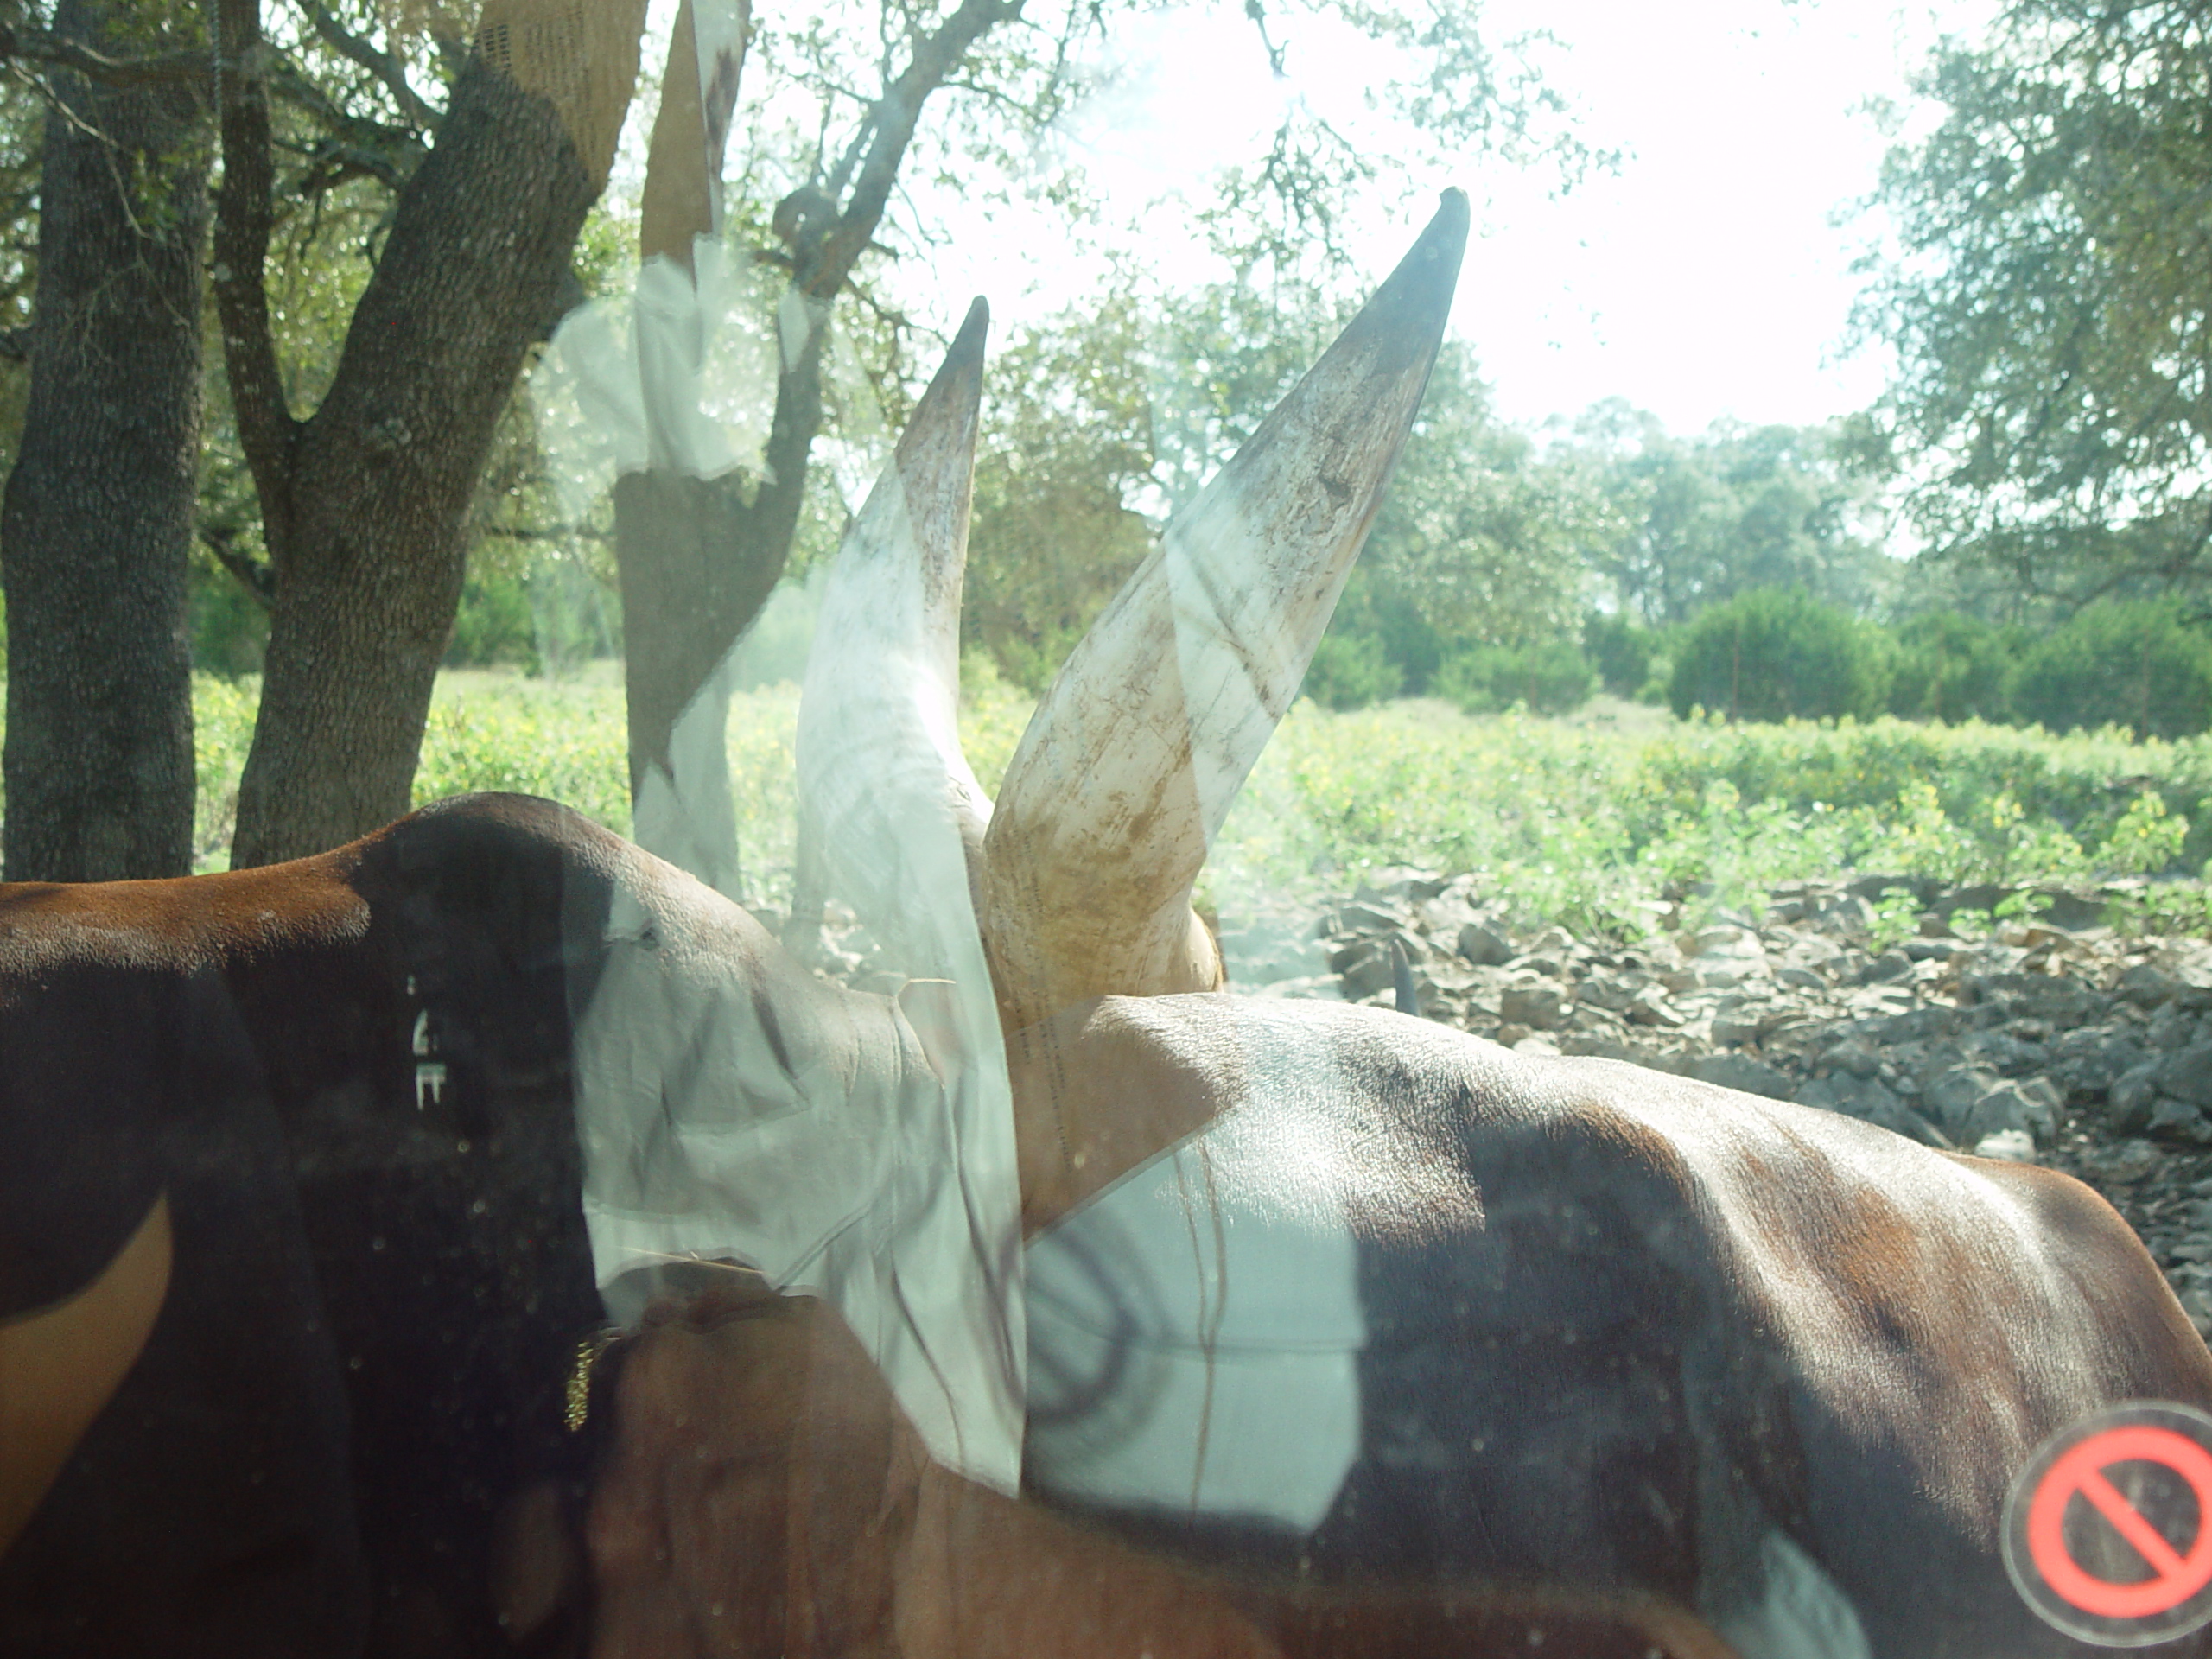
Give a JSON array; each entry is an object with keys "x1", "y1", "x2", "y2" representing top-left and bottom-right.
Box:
[
  {"x1": 795, "y1": 300, "x2": 993, "y2": 963},
  {"x1": 982, "y1": 191, "x2": 1469, "y2": 1030}
]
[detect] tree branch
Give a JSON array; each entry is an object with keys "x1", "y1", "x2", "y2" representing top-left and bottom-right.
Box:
[
  {"x1": 802, "y1": 0, "x2": 1023, "y2": 297},
  {"x1": 0, "y1": 21, "x2": 209, "y2": 91},
  {"x1": 264, "y1": 49, "x2": 424, "y2": 177},
  {"x1": 299, "y1": 1, "x2": 442, "y2": 132},
  {"x1": 201, "y1": 525, "x2": 277, "y2": 609},
  {"x1": 207, "y1": 0, "x2": 299, "y2": 563}
]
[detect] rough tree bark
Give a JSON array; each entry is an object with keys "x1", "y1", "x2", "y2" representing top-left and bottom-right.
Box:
[
  {"x1": 213, "y1": 0, "x2": 647, "y2": 868},
  {"x1": 0, "y1": 0, "x2": 207, "y2": 881},
  {"x1": 616, "y1": 0, "x2": 1020, "y2": 825}
]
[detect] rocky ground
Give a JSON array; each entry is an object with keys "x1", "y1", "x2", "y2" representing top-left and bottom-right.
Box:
[
  {"x1": 782, "y1": 871, "x2": 2212, "y2": 1339},
  {"x1": 1213, "y1": 874, "x2": 2212, "y2": 1338}
]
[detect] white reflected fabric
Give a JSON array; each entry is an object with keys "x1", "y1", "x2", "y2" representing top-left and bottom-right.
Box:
[
  {"x1": 570, "y1": 874, "x2": 1020, "y2": 1491},
  {"x1": 1024, "y1": 1119, "x2": 1365, "y2": 1530},
  {"x1": 794, "y1": 456, "x2": 1025, "y2": 1491},
  {"x1": 546, "y1": 269, "x2": 1023, "y2": 1485}
]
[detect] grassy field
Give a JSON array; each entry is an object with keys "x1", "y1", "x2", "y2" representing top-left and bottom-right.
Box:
[{"x1": 14, "y1": 666, "x2": 2212, "y2": 940}]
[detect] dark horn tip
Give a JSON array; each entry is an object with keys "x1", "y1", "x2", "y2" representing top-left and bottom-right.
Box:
[
  {"x1": 950, "y1": 296, "x2": 990, "y2": 357},
  {"x1": 904, "y1": 298, "x2": 991, "y2": 431},
  {"x1": 1363, "y1": 187, "x2": 1468, "y2": 330}
]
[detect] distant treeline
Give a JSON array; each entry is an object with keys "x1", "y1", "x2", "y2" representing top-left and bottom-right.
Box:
[{"x1": 1305, "y1": 590, "x2": 2212, "y2": 741}]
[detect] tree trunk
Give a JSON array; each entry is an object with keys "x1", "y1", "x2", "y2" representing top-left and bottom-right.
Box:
[
  {"x1": 0, "y1": 0, "x2": 206, "y2": 882},
  {"x1": 220, "y1": 0, "x2": 646, "y2": 868}
]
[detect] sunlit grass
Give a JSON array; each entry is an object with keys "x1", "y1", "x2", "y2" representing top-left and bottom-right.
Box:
[{"x1": 10, "y1": 671, "x2": 2209, "y2": 939}]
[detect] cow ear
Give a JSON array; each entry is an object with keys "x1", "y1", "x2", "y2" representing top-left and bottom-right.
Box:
[{"x1": 895, "y1": 978, "x2": 969, "y2": 1088}]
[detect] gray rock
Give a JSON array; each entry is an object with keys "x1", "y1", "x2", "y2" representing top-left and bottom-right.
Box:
[
  {"x1": 1860, "y1": 951, "x2": 1914, "y2": 984},
  {"x1": 1627, "y1": 987, "x2": 1686, "y2": 1027},
  {"x1": 1576, "y1": 975, "x2": 1643, "y2": 1014},
  {"x1": 1329, "y1": 939, "x2": 1401, "y2": 999},
  {"x1": 1458, "y1": 921, "x2": 1513, "y2": 967},
  {"x1": 1334, "y1": 901, "x2": 1405, "y2": 937},
  {"x1": 2124, "y1": 963, "x2": 2186, "y2": 1009},
  {"x1": 1972, "y1": 1128, "x2": 2037, "y2": 1163},
  {"x1": 1500, "y1": 982, "x2": 1567, "y2": 1031},
  {"x1": 2092, "y1": 1138, "x2": 2164, "y2": 1185},
  {"x1": 2154, "y1": 1043, "x2": 2212, "y2": 1110},
  {"x1": 1818, "y1": 1039, "x2": 1883, "y2": 1078},
  {"x1": 1798, "y1": 1072, "x2": 1904, "y2": 1120},
  {"x1": 1777, "y1": 965, "x2": 1828, "y2": 990},
  {"x1": 1962, "y1": 1077, "x2": 2060, "y2": 1146},
  {"x1": 1694, "y1": 1053, "x2": 1795, "y2": 1100},
  {"x1": 2147, "y1": 1003, "x2": 2200, "y2": 1052},
  {"x1": 1904, "y1": 938, "x2": 1963, "y2": 963},
  {"x1": 1923, "y1": 1066, "x2": 2003, "y2": 1141},
  {"x1": 1357, "y1": 869, "x2": 1448, "y2": 904},
  {"x1": 1711, "y1": 1008, "x2": 1771, "y2": 1047},
  {"x1": 1796, "y1": 1071, "x2": 1950, "y2": 1147},
  {"x1": 2049, "y1": 1027, "x2": 2147, "y2": 1096},
  {"x1": 2111, "y1": 1061, "x2": 2164, "y2": 1133},
  {"x1": 2150, "y1": 1095, "x2": 2212, "y2": 1145}
]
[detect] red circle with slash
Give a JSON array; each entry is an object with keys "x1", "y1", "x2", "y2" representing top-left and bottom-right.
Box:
[
  {"x1": 2005, "y1": 1402, "x2": 2212, "y2": 1646},
  {"x1": 2027, "y1": 1426, "x2": 2212, "y2": 1618}
]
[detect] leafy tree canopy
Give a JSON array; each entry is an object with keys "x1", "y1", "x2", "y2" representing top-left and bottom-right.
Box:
[
  {"x1": 1861, "y1": 0, "x2": 2212, "y2": 608},
  {"x1": 1569, "y1": 401, "x2": 1893, "y2": 626}
]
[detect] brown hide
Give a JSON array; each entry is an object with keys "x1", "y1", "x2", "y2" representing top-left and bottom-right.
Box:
[
  {"x1": 11, "y1": 794, "x2": 2212, "y2": 1656},
  {"x1": 582, "y1": 1276, "x2": 1732, "y2": 1659}
]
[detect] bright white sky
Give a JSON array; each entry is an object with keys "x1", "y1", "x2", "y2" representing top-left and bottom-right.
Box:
[{"x1": 894, "y1": 0, "x2": 1997, "y2": 438}]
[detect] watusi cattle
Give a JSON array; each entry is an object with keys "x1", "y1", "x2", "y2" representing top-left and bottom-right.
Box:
[{"x1": 1, "y1": 189, "x2": 2209, "y2": 1659}]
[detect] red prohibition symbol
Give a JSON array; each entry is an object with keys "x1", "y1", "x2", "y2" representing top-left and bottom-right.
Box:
[{"x1": 2026, "y1": 1424, "x2": 2212, "y2": 1620}]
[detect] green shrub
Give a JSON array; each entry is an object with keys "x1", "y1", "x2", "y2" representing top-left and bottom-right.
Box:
[
  {"x1": 1436, "y1": 640, "x2": 1595, "y2": 715},
  {"x1": 188, "y1": 550, "x2": 270, "y2": 677},
  {"x1": 444, "y1": 570, "x2": 537, "y2": 671},
  {"x1": 2012, "y1": 599, "x2": 2212, "y2": 739},
  {"x1": 1886, "y1": 611, "x2": 2018, "y2": 723},
  {"x1": 1302, "y1": 631, "x2": 1403, "y2": 709},
  {"x1": 1584, "y1": 613, "x2": 1657, "y2": 698},
  {"x1": 1668, "y1": 588, "x2": 1887, "y2": 721}
]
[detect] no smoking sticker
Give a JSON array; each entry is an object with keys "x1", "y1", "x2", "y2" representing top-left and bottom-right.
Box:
[{"x1": 2004, "y1": 1402, "x2": 2212, "y2": 1646}]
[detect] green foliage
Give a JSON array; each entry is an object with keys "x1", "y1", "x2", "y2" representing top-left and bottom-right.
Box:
[
  {"x1": 1886, "y1": 611, "x2": 2018, "y2": 722},
  {"x1": 1668, "y1": 589, "x2": 1890, "y2": 721},
  {"x1": 1213, "y1": 701, "x2": 2212, "y2": 938},
  {"x1": 1303, "y1": 632, "x2": 1404, "y2": 710},
  {"x1": 963, "y1": 289, "x2": 1155, "y2": 694},
  {"x1": 1867, "y1": 886, "x2": 1923, "y2": 954},
  {"x1": 2106, "y1": 791, "x2": 2191, "y2": 875},
  {"x1": 1863, "y1": 0, "x2": 2212, "y2": 603},
  {"x1": 1435, "y1": 640, "x2": 1594, "y2": 715},
  {"x1": 1352, "y1": 343, "x2": 1611, "y2": 661},
  {"x1": 188, "y1": 547, "x2": 270, "y2": 677},
  {"x1": 2011, "y1": 599, "x2": 2212, "y2": 738},
  {"x1": 28, "y1": 671, "x2": 2212, "y2": 941},
  {"x1": 443, "y1": 569, "x2": 537, "y2": 671},
  {"x1": 1584, "y1": 612, "x2": 1660, "y2": 698},
  {"x1": 1572, "y1": 404, "x2": 1892, "y2": 626}
]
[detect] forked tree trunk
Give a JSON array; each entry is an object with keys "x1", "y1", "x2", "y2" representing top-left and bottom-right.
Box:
[
  {"x1": 219, "y1": 0, "x2": 647, "y2": 868},
  {"x1": 0, "y1": 0, "x2": 207, "y2": 881}
]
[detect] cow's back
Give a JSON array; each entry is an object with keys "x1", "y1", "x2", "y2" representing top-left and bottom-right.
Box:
[{"x1": 1021, "y1": 995, "x2": 2212, "y2": 1659}]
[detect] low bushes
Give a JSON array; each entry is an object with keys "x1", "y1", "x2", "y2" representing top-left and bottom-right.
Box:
[
  {"x1": 1667, "y1": 589, "x2": 1890, "y2": 721},
  {"x1": 1435, "y1": 640, "x2": 1594, "y2": 715}
]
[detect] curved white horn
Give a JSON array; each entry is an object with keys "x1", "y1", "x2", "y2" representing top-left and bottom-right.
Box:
[
  {"x1": 796, "y1": 299, "x2": 993, "y2": 964},
  {"x1": 983, "y1": 191, "x2": 1470, "y2": 1029}
]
